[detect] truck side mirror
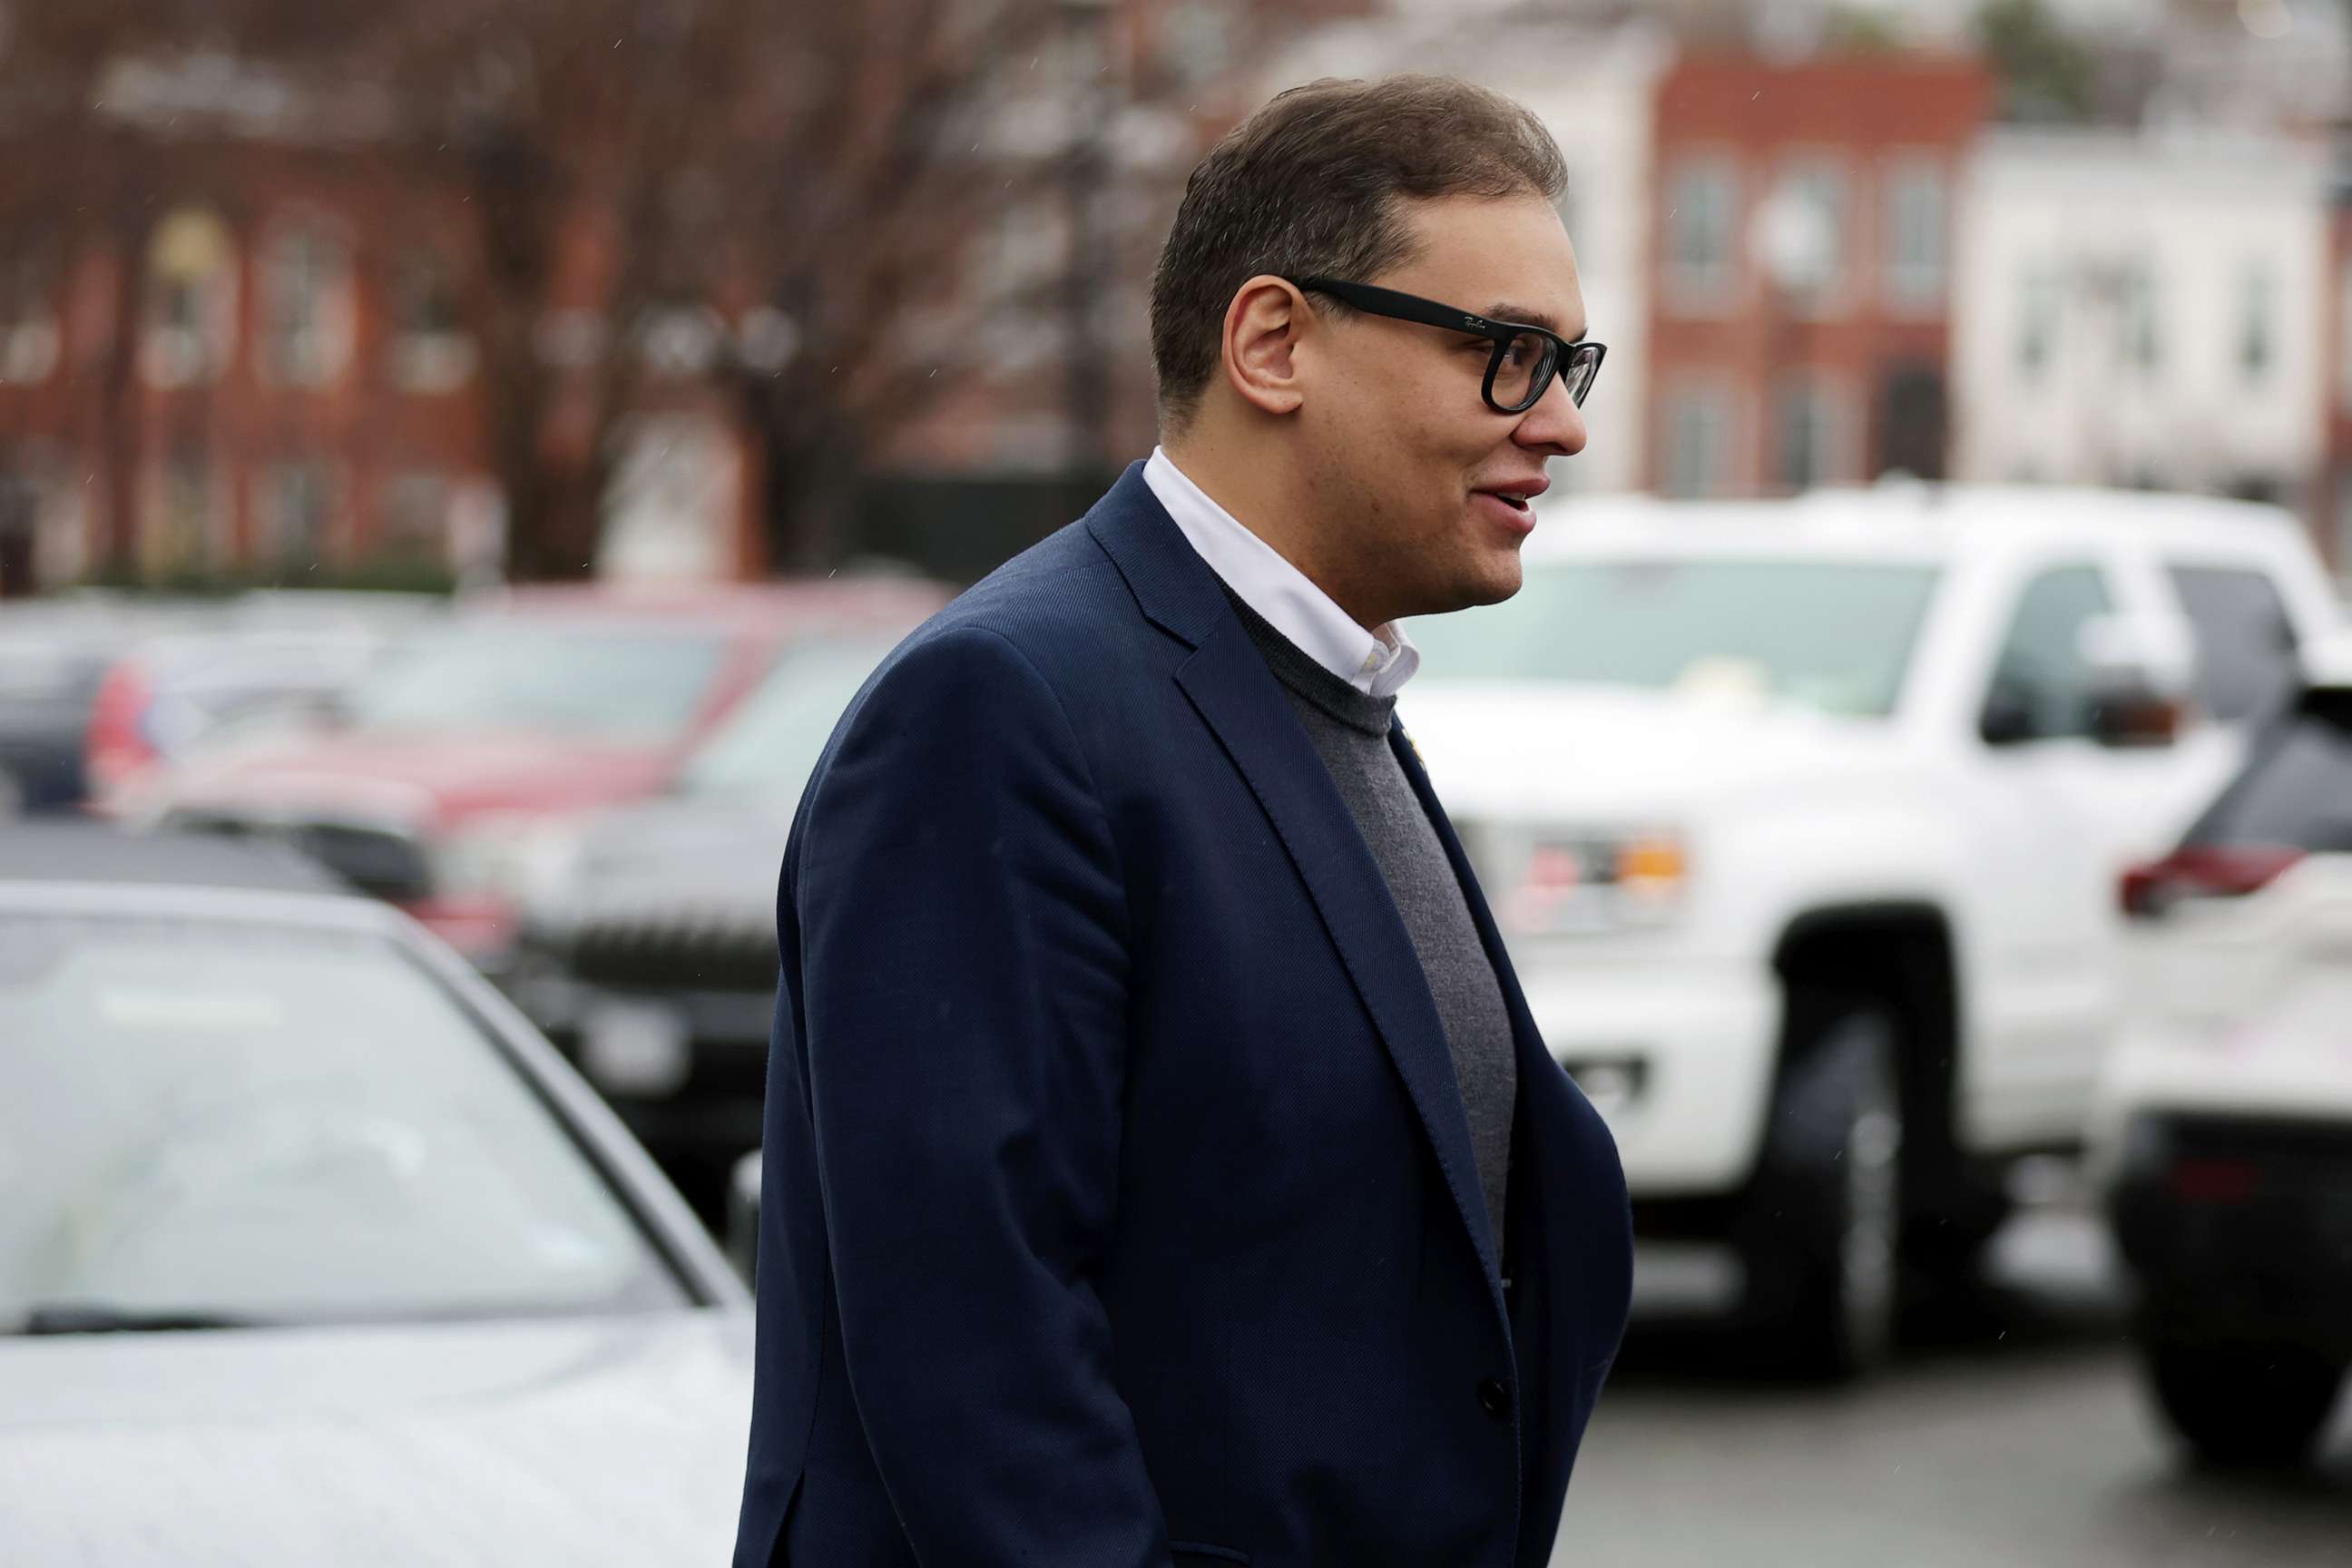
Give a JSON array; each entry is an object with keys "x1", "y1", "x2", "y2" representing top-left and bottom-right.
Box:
[{"x1": 2079, "y1": 613, "x2": 2192, "y2": 750}]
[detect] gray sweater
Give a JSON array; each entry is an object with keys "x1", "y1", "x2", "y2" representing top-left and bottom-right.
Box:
[{"x1": 1224, "y1": 591, "x2": 1518, "y2": 1247}]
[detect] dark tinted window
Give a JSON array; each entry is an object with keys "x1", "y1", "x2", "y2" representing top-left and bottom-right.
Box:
[
  {"x1": 1984, "y1": 564, "x2": 2112, "y2": 740},
  {"x1": 2184, "y1": 690, "x2": 2352, "y2": 852},
  {"x1": 2167, "y1": 564, "x2": 2298, "y2": 723}
]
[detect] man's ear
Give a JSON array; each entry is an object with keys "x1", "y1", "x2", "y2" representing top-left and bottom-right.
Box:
[{"x1": 1220, "y1": 276, "x2": 1308, "y2": 417}]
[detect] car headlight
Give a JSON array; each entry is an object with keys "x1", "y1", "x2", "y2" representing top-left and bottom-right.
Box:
[
  {"x1": 434, "y1": 814, "x2": 593, "y2": 916},
  {"x1": 1480, "y1": 823, "x2": 1690, "y2": 936}
]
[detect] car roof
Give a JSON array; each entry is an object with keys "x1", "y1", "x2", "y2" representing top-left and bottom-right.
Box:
[
  {"x1": 1522, "y1": 484, "x2": 2318, "y2": 567},
  {"x1": 0, "y1": 822, "x2": 357, "y2": 898}
]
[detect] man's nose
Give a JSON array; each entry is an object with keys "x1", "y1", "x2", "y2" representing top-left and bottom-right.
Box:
[{"x1": 1514, "y1": 371, "x2": 1586, "y2": 456}]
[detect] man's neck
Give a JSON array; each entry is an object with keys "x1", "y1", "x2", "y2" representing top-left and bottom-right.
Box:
[{"x1": 1158, "y1": 434, "x2": 1377, "y2": 632}]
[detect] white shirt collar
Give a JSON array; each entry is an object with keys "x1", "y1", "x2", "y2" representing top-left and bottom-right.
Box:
[{"x1": 1142, "y1": 446, "x2": 1420, "y2": 699}]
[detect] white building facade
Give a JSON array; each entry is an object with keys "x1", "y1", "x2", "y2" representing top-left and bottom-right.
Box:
[{"x1": 1953, "y1": 129, "x2": 2332, "y2": 510}]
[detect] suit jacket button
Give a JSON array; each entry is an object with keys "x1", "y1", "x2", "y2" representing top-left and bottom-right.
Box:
[{"x1": 1477, "y1": 1378, "x2": 1513, "y2": 1421}]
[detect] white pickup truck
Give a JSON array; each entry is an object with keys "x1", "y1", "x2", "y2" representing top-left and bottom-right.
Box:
[{"x1": 1400, "y1": 483, "x2": 2342, "y2": 1376}]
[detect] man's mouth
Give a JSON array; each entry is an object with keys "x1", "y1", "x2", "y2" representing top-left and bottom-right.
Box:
[{"x1": 1472, "y1": 480, "x2": 1547, "y2": 514}]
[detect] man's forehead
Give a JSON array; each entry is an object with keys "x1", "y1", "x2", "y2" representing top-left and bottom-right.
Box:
[{"x1": 1394, "y1": 195, "x2": 1584, "y2": 335}]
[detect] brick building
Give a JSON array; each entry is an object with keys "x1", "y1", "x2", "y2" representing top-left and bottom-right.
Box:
[
  {"x1": 0, "y1": 68, "x2": 777, "y2": 597},
  {"x1": 0, "y1": 130, "x2": 515, "y2": 593},
  {"x1": 1645, "y1": 53, "x2": 1992, "y2": 497}
]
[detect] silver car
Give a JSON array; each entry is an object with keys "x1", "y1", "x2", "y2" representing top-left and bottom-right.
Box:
[{"x1": 0, "y1": 826, "x2": 751, "y2": 1563}]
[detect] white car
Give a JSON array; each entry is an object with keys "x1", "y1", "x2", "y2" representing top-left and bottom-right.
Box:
[
  {"x1": 0, "y1": 824, "x2": 752, "y2": 1563},
  {"x1": 1402, "y1": 483, "x2": 2340, "y2": 1376},
  {"x1": 2091, "y1": 641, "x2": 2352, "y2": 1467}
]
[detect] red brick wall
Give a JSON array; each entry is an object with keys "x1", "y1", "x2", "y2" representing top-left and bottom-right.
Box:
[{"x1": 1647, "y1": 54, "x2": 1993, "y2": 495}]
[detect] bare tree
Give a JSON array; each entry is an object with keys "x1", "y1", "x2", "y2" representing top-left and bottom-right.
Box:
[{"x1": 3, "y1": 0, "x2": 1313, "y2": 582}]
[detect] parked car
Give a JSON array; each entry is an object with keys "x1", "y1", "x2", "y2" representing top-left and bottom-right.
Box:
[
  {"x1": 0, "y1": 823, "x2": 750, "y2": 1563},
  {"x1": 2091, "y1": 638, "x2": 2352, "y2": 1467},
  {"x1": 85, "y1": 593, "x2": 445, "y2": 813},
  {"x1": 141, "y1": 580, "x2": 947, "y2": 973},
  {"x1": 1398, "y1": 483, "x2": 2341, "y2": 1376},
  {"x1": 0, "y1": 597, "x2": 197, "y2": 814},
  {"x1": 510, "y1": 631, "x2": 912, "y2": 1214}
]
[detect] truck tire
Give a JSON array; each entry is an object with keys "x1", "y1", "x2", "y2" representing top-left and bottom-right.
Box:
[
  {"x1": 1730, "y1": 993, "x2": 1903, "y2": 1380},
  {"x1": 2140, "y1": 1336, "x2": 2347, "y2": 1469}
]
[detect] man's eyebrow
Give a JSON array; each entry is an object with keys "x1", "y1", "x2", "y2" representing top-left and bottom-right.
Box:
[{"x1": 1485, "y1": 302, "x2": 1586, "y2": 342}]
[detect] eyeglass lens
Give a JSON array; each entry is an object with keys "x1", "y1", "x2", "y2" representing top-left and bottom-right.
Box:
[{"x1": 1490, "y1": 332, "x2": 1558, "y2": 411}]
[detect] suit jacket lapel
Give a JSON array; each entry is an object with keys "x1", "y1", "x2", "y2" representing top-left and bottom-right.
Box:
[
  {"x1": 1084, "y1": 466, "x2": 1504, "y2": 1298},
  {"x1": 1175, "y1": 622, "x2": 1503, "y2": 1294},
  {"x1": 1390, "y1": 718, "x2": 1547, "y2": 1075}
]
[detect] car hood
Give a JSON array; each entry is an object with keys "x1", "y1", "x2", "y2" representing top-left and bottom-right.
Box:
[
  {"x1": 565, "y1": 791, "x2": 797, "y2": 928},
  {"x1": 0, "y1": 1308, "x2": 753, "y2": 1564},
  {"x1": 158, "y1": 730, "x2": 681, "y2": 827},
  {"x1": 1397, "y1": 681, "x2": 1897, "y2": 822}
]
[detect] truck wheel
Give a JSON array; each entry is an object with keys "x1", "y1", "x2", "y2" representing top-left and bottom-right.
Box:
[
  {"x1": 1730, "y1": 994, "x2": 1903, "y2": 1381},
  {"x1": 2140, "y1": 1336, "x2": 2347, "y2": 1469}
]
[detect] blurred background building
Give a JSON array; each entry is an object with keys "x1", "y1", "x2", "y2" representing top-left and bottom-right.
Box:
[{"x1": 0, "y1": 0, "x2": 2348, "y2": 595}]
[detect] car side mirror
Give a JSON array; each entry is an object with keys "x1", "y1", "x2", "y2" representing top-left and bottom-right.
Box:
[
  {"x1": 2088, "y1": 684, "x2": 2183, "y2": 749},
  {"x1": 727, "y1": 1148, "x2": 762, "y2": 1289},
  {"x1": 2080, "y1": 613, "x2": 2192, "y2": 750}
]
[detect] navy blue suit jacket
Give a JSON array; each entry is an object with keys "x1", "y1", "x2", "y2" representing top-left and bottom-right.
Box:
[{"x1": 734, "y1": 464, "x2": 1632, "y2": 1567}]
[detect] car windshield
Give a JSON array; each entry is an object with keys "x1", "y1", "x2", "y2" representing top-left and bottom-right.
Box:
[
  {"x1": 2183, "y1": 688, "x2": 2352, "y2": 852},
  {"x1": 1406, "y1": 556, "x2": 1942, "y2": 719},
  {"x1": 678, "y1": 637, "x2": 898, "y2": 801},
  {"x1": 0, "y1": 911, "x2": 688, "y2": 1328},
  {"x1": 345, "y1": 621, "x2": 729, "y2": 745}
]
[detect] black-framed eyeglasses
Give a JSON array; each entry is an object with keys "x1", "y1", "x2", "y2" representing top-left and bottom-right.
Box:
[{"x1": 1291, "y1": 276, "x2": 1605, "y2": 415}]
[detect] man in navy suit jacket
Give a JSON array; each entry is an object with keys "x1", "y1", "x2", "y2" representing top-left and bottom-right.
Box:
[{"x1": 735, "y1": 74, "x2": 1631, "y2": 1567}]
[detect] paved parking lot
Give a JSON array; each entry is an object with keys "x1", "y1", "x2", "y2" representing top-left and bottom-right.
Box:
[{"x1": 1555, "y1": 1210, "x2": 2352, "y2": 1567}]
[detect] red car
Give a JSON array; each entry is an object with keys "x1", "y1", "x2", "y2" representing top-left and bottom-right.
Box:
[{"x1": 142, "y1": 580, "x2": 946, "y2": 969}]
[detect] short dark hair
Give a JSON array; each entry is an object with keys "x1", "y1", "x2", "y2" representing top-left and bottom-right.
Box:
[{"x1": 1148, "y1": 75, "x2": 1569, "y2": 429}]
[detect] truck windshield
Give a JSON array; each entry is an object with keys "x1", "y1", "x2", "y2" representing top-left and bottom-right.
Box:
[{"x1": 1408, "y1": 556, "x2": 1942, "y2": 719}]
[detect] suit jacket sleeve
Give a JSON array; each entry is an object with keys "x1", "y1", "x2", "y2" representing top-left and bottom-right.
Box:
[{"x1": 794, "y1": 623, "x2": 1168, "y2": 1564}]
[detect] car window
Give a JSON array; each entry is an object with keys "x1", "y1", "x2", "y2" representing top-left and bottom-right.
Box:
[
  {"x1": 1984, "y1": 564, "x2": 2112, "y2": 741},
  {"x1": 348, "y1": 622, "x2": 730, "y2": 744},
  {"x1": 680, "y1": 636, "x2": 899, "y2": 800},
  {"x1": 1407, "y1": 558, "x2": 1942, "y2": 719},
  {"x1": 0, "y1": 914, "x2": 688, "y2": 1327},
  {"x1": 2182, "y1": 688, "x2": 2352, "y2": 852},
  {"x1": 2165, "y1": 564, "x2": 2299, "y2": 724}
]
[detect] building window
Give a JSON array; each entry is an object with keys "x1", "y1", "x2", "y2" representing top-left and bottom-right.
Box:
[
  {"x1": 1760, "y1": 157, "x2": 1848, "y2": 311},
  {"x1": 145, "y1": 448, "x2": 222, "y2": 573},
  {"x1": 1661, "y1": 382, "x2": 1736, "y2": 498},
  {"x1": 143, "y1": 208, "x2": 238, "y2": 387},
  {"x1": 0, "y1": 244, "x2": 60, "y2": 386},
  {"x1": 2019, "y1": 264, "x2": 2058, "y2": 378},
  {"x1": 261, "y1": 459, "x2": 337, "y2": 567},
  {"x1": 1663, "y1": 155, "x2": 1740, "y2": 312},
  {"x1": 1880, "y1": 157, "x2": 1945, "y2": 311},
  {"x1": 261, "y1": 223, "x2": 354, "y2": 387},
  {"x1": 2120, "y1": 262, "x2": 2160, "y2": 375},
  {"x1": 2339, "y1": 259, "x2": 2352, "y2": 414},
  {"x1": 389, "y1": 249, "x2": 476, "y2": 393},
  {"x1": 377, "y1": 470, "x2": 450, "y2": 562},
  {"x1": 2238, "y1": 262, "x2": 2274, "y2": 383},
  {"x1": 1771, "y1": 375, "x2": 1847, "y2": 493}
]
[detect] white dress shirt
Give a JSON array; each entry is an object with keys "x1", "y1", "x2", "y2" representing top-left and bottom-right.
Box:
[{"x1": 1143, "y1": 446, "x2": 1420, "y2": 699}]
